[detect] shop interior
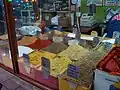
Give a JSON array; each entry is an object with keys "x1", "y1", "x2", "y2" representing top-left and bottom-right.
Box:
[{"x1": 0, "y1": 0, "x2": 120, "y2": 90}]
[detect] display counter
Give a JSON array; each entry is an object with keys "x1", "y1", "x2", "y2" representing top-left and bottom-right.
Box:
[{"x1": 0, "y1": 31, "x2": 117, "y2": 90}]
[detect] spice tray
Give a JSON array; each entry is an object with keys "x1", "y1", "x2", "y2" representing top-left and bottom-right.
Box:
[{"x1": 96, "y1": 46, "x2": 120, "y2": 75}]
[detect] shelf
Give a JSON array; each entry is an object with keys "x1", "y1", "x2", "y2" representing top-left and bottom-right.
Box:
[{"x1": 42, "y1": 10, "x2": 70, "y2": 13}]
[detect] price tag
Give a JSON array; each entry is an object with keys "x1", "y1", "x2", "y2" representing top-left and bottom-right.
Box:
[
  {"x1": 104, "y1": 42, "x2": 112, "y2": 52},
  {"x1": 67, "y1": 64, "x2": 80, "y2": 80},
  {"x1": 41, "y1": 57, "x2": 50, "y2": 79},
  {"x1": 63, "y1": 36, "x2": 69, "y2": 45},
  {"x1": 23, "y1": 54, "x2": 31, "y2": 73},
  {"x1": 115, "y1": 38, "x2": 120, "y2": 45},
  {"x1": 23, "y1": 54, "x2": 30, "y2": 64},
  {"x1": 113, "y1": 31, "x2": 120, "y2": 39}
]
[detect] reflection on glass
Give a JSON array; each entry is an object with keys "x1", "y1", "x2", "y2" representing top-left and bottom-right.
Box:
[{"x1": 0, "y1": 0, "x2": 13, "y2": 69}]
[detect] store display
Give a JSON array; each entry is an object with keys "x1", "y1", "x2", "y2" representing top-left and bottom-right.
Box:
[
  {"x1": 18, "y1": 36, "x2": 37, "y2": 46},
  {"x1": 42, "y1": 42, "x2": 68, "y2": 54},
  {"x1": 29, "y1": 51, "x2": 56, "y2": 66},
  {"x1": 27, "y1": 39, "x2": 53, "y2": 50},
  {"x1": 27, "y1": 50, "x2": 72, "y2": 77},
  {"x1": 58, "y1": 45, "x2": 89, "y2": 61},
  {"x1": 3, "y1": 0, "x2": 120, "y2": 90},
  {"x1": 51, "y1": 55, "x2": 72, "y2": 76},
  {"x1": 59, "y1": 50, "x2": 106, "y2": 88},
  {"x1": 97, "y1": 47, "x2": 120, "y2": 75},
  {"x1": 69, "y1": 51, "x2": 106, "y2": 87}
]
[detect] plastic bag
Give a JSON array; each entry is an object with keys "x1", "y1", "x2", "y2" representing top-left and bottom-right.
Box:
[{"x1": 18, "y1": 26, "x2": 41, "y2": 36}]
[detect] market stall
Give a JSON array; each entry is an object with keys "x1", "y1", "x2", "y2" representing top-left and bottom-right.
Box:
[{"x1": 0, "y1": 0, "x2": 120, "y2": 90}]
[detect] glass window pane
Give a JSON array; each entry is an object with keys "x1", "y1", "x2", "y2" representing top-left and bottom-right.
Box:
[{"x1": 0, "y1": 0, "x2": 13, "y2": 69}]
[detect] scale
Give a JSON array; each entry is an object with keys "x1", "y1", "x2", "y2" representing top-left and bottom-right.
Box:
[{"x1": 80, "y1": 13, "x2": 97, "y2": 27}]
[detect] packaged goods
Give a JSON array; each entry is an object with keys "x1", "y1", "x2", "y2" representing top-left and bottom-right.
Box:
[{"x1": 18, "y1": 26, "x2": 41, "y2": 36}]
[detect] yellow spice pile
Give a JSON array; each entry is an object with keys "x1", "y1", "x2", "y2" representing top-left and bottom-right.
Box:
[{"x1": 29, "y1": 51, "x2": 72, "y2": 76}]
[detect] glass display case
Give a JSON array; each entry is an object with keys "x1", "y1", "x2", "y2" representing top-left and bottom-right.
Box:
[{"x1": 1, "y1": 0, "x2": 120, "y2": 90}]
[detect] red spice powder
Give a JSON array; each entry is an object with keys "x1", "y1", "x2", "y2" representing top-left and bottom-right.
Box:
[{"x1": 27, "y1": 40, "x2": 53, "y2": 50}]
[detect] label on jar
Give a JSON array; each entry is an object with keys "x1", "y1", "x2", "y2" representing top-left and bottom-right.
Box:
[
  {"x1": 41, "y1": 57, "x2": 50, "y2": 79},
  {"x1": 67, "y1": 64, "x2": 80, "y2": 80}
]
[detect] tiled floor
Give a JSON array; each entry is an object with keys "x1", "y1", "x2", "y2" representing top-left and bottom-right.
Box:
[{"x1": 0, "y1": 68, "x2": 42, "y2": 90}]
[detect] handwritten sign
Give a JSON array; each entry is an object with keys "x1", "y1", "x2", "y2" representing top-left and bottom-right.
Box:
[
  {"x1": 41, "y1": 57, "x2": 50, "y2": 79},
  {"x1": 67, "y1": 64, "x2": 80, "y2": 80}
]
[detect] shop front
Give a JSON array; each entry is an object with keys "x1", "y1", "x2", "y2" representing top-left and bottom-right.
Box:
[{"x1": 0, "y1": 0, "x2": 120, "y2": 90}]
